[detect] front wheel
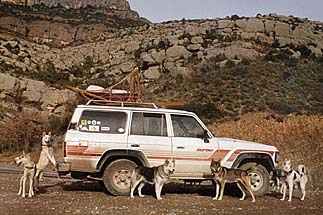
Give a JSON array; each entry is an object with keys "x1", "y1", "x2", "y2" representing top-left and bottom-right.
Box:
[
  {"x1": 239, "y1": 163, "x2": 269, "y2": 197},
  {"x1": 102, "y1": 159, "x2": 137, "y2": 196}
]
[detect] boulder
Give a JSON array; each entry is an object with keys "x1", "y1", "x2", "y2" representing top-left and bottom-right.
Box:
[
  {"x1": 275, "y1": 22, "x2": 290, "y2": 37},
  {"x1": 236, "y1": 19, "x2": 248, "y2": 29},
  {"x1": 167, "y1": 35, "x2": 179, "y2": 46},
  {"x1": 125, "y1": 41, "x2": 140, "y2": 54},
  {"x1": 191, "y1": 36, "x2": 204, "y2": 44},
  {"x1": 166, "y1": 45, "x2": 192, "y2": 60},
  {"x1": 246, "y1": 18, "x2": 265, "y2": 32},
  {"x1": 173, "y1": 65, "x2": 193, "y2": 77},
  {"x1": 0, "y1": 73, "x2": 18, "y2": 92},
  {"x1": 151, "y1": 50, "x2": 166, "y2": 64},
  {"x1": 186, "y1": 44, "x2": 203, "y2": 51},
  {"x1": 264, "y1": 20, "x2": 276, "y2": 33},
  {"x1": 140, "y1": 52, "x2": 155, "y2": 65},
  {"x1": 292, "y1": 26, "x2": 312, "y2": 42},
  {"x1": 308, "y1": 46, "x2": 322, "y2": 57},
  {"x1": 186, "y1": 25, "x2": 201, "y2": 36},
  {"x1": 217, "y1": 20, "x2": 233, "y2": 29},
  {"x1": 21, "y1": 78, "x2": 46, "y2": 102},
  {"x1": 143, "y1": 66, "x2": 161, "y2": 80},
  {"x1": 276, "y1": 36, "x2": 291, "y2": 46}
]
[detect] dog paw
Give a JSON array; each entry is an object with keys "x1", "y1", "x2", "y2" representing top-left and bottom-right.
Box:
[
  {"x1": 139, "y1": 195, "x2": 145, "y2": 198},
  {"x1": 288, "y1": 199, "x2": 292, "y2": 202},
  {"x1": 239, "y1": 198, "x2": 245, "y2": 201},
  {"x1": 212, "y1": 197, "x2": 218, "y2": 200},
  {"x1": 280, "y1": 198, "x2": 284, "y2": 201}
]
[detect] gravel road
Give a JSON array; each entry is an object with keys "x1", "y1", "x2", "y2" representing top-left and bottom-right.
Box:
[{"x1": 0, "y1": 169, "x2": 322, "y2": 215}]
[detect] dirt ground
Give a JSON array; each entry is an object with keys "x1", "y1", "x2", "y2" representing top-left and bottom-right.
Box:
[{"x1": 1, "y1": 171, "x2": 322, "y2": 215}]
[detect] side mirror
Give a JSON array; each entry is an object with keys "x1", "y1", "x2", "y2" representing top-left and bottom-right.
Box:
[{"x1": 203, "y1": 130, "x2": 210, "y2": 143}]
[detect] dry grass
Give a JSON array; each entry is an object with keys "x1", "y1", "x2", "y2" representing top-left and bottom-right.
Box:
[{"x1": 209, "y1": 113, "x2": 323, "y2": 190}]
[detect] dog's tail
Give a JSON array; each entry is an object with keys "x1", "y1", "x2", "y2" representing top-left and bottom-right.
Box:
[{"x1": 297, "y1": 164, "x2": 306, "y2": 176}]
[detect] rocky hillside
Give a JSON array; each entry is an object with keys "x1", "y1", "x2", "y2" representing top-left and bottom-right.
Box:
[
  {"x1": 1, "y1": 13, "x2": 323, "y2": 121},
  {"x1": 3, "y1": 0, "x2": 132, "y2": 10},
  {"x1": 0, "y1": 1, "x2": 147, "y2": 46}
]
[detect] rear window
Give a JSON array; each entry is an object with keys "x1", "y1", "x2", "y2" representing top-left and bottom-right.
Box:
[{"x1": 78, "y1": 110, "x2": 127, "y2": 133}]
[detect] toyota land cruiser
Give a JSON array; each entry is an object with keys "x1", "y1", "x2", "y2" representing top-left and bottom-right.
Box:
[{"x1": 58, "y1": 101, "x2": 279, "y2": 196}]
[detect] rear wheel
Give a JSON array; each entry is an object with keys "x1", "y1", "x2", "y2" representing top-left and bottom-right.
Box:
[
  {"x1": 239, "y1": 163, "x2": 269, "y2": 197},
  {"x1": 102, "y1": 159, "x2": 136, "y2": 196}
]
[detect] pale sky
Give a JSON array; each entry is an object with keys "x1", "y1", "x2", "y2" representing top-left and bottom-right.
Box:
[{"x1": 128, "y1": 0, "x2": 323, "y2": 23}]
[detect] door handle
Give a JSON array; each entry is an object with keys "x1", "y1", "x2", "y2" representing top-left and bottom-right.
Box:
[
  {"x1": 177, "y1": 146, "x2": 185, "y2": 149},
  {"x1": 131, "y1": 144, "x2": 140, "y2": 147}
]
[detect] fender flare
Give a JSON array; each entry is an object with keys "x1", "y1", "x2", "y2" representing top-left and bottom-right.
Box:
[
  {"x1": 231, "y1": 153, "x2": 275, "y2": 172},
  {"x1": 96, "y1": 149, "x2": 149, "y2": 172}
]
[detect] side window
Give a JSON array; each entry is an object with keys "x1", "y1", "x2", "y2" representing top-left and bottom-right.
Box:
[
  {"x1": 78, "y1": 110, "x2": 126, "y2": 133},
  {"x1": 131, "y1": 112, "x2": 167, "y2": 136},
  {"x1": 171, "y1": 115, "x2": 204, "y2": 138}
]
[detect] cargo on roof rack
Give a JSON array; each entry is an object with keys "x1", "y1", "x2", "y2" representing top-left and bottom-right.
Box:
[{"x1": 85, "y1": 100, "x2": 158, "y2": 109}]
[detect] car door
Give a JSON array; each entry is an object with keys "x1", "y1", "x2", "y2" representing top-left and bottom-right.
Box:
[
  {"x1": 170, "y1": 114, "x2": 218, "y2": 178},
  {"x1": 127, "y1": 111, "x2": 172, "y2": 167}
]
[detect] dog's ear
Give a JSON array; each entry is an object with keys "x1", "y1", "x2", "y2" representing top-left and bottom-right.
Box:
[
  {"x1": 165, "y1": 159, "x2": 169, "y2": 165},
  {"x1": 48, "y1": 132, "x2": 52, "y2": 137},
  {"x1": 22, "y1": 151, "x2": 25, "y2": 157},
  {"x1": 43, "y1": 132, "x2": 46, "y2": 137}
]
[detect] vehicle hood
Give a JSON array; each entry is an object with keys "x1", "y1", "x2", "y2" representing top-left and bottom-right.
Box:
[{"x1": 214, "y1": 137, "x2": 278, "y2": 152}]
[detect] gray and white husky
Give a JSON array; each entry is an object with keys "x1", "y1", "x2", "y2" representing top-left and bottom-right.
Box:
[
  {"x1": 280, "y1": 158, "x2": 308, "y2": 201},
  {"x1": 130, "y1": 159, "x2": 175, "y2": 200}
]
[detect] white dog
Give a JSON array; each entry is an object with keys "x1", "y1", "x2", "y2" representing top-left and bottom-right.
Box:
[
  {"x1": 280, "y1": 158, "x2": 308, "y2": 201},
  {"x1": 15, "y1": 152, "x2": 35, "y2": 197},
  {"x1": 34, "y1": 132, "x2": 57, "y2": 190}
]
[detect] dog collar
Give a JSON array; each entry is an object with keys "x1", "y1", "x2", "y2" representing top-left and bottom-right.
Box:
[{"x1": 24, "y1": 166, "x2": 35, "y2": 169}]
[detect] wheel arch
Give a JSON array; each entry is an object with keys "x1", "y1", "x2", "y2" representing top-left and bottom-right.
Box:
[
  {"x1": 96, "y1": 149, "x2": 149, "y2": 175},
  {"x1": 232, "y1": 153, "x2": 275, "y2": 172}
]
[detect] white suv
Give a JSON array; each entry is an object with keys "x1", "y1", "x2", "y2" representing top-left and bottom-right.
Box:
[{"x1": 59, "y1": 101, "x2": 279, "y2": 196}]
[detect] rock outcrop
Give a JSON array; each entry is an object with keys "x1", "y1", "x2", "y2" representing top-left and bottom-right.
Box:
[
  {"x1": 2, "y1": 0, "x2": 131, "y2": 10},
  {"x1": 1, "y1": 13, "x2": 323, "y2": 124},
  {"x1": 0, "y1": 1, "x2": 147, "y2": 46}
]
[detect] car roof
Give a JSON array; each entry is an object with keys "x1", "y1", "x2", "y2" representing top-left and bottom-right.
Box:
[{"x1": 76, "y1": 104, "x2": 194, "y2": 115}]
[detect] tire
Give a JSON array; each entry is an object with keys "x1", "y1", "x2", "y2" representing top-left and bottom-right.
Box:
[
  {"x1": 239, "y1": 163, "x2": 269, "y2": 197},
  {"x1": 102, "y1": 159, "x2": 137, "y2": 196}
]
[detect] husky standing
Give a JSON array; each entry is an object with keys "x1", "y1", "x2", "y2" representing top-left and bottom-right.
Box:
[
  {"x1": 210, "y1": 159, "x2": 256, "y2": 202},
  {"x1": 130, "y1": 159, "x2": 175, "y2": 200},
  {"x1": 280, "y1": 158, "x2": 308, "y2": 201},
  {"x1": 15, "y1": 152, "x2": 36, "y2": 197},
  {"x1": 34, "y1": 132, "x2": 57, "y2": 190}
]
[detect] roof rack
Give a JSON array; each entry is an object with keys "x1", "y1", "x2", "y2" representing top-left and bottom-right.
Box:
[{"x1": 85, "y1": 100, "x2": 159, "y2": 109}]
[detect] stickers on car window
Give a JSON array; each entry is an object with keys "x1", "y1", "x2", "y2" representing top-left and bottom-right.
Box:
[
  {"x1": 89, "y1": 125, "x2": 100, "y2": 132},
  {"x1": 81, "y1": 126, "x2": 89, "y2": 131},
  {"x1": 81, "y1": 120, "x2": 87, "y2": 125},
  {"x1": 101, "y1": 127, "x2": 110, "y2": 132}
]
